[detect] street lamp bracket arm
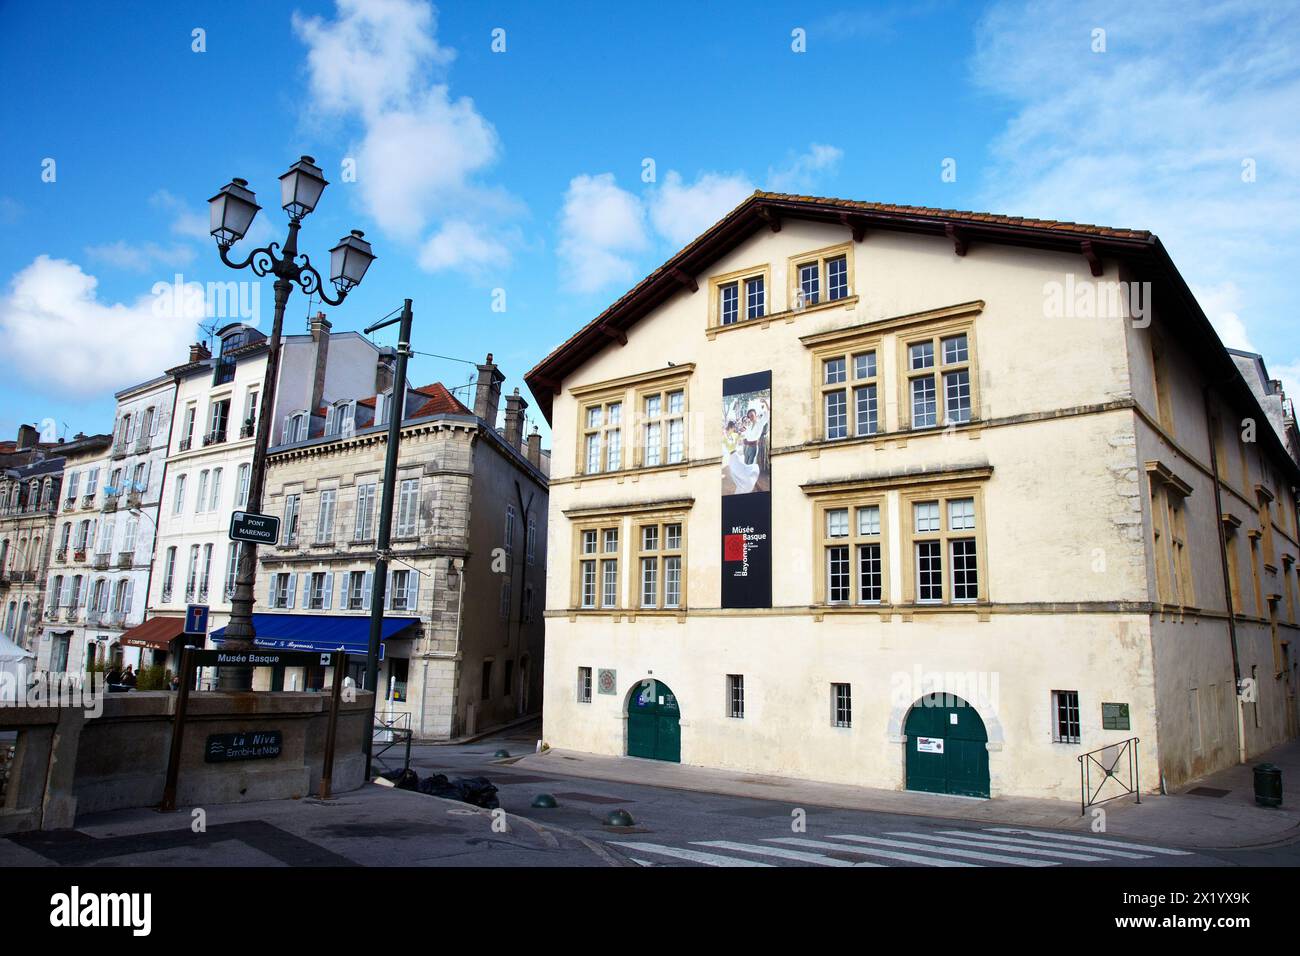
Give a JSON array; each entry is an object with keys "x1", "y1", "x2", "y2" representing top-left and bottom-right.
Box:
[
  {"x1": 294, "y1": 254, "x2": 347, "y2": 307},
  {"x1": 218, "y1": 241, "x2": 280, "y2": 278}
]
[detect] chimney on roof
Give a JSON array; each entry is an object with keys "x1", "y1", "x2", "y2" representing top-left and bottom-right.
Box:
[
  {"x1": 474, "y1": 353, "x2": 505, "y2": 426},
  {"x1": 189, "y1": 342, "x2": 211, "y2": 363},
  {"x1": 503, "y1": 388, "x2": 528, "y2": 448},
  {"x1": 526, "y1": 426, "x2": 542, "y2": 468},
  {"x1": 16, "y1": 424, "x2": 38, "y2": 451},
  {"x1": 310, "y1": 312, "x2": 332, "y2": 423}
]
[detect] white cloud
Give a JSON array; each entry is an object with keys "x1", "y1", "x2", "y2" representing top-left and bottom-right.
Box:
[
  {"x1": 0, "y1": 256, "x2": 198, "y2": 395},
  {"x1": 765, "y1": 143, "x2": 844, "y2": 193},
  {"x1": 149, "y1": 189, "x2": 210, "y2": 241},
  {"x1": 1191, "y1": 281, "x2": 1256, "y2": 352},
  {"x1": 292, "y1": 0, "x2": 453, "y2": 119},
  {"x1": 418, "y1": 219, "x2": 512, "y2": 273},
  {"x1": 648, "y1": 171, "x2": 755, "y2": 247},
  {"x1": 85, "y1": 240, "x2": 195, "y2": 273},
  {"x1": 561, "y1": 144, "x2": 843, "y2": 294},
  {"x1": 972, "y1": 1, "x2": 1300, "y2": 379},
  {"x1": 293, "y1": 0, "x2": 514, "y2": 274},
  {"x1": 558, "y1": 174, "x2": 649, "y2": 294},
  {"x1": 354, "y1": 88, "x2": 504, "y2": 241}
]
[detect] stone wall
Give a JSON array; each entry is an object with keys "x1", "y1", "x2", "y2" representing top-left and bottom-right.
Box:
[{"x1": 0, "y1": 689, "x2": 372, "y2": 833}]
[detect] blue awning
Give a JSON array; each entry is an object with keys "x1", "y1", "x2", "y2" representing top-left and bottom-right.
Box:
[{"x1": 210, "y1": 613, "x2": 420, "y2": 657}]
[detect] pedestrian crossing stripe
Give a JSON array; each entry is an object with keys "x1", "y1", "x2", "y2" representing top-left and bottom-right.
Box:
[
  {"x1": 828, "y1": 833, "x2": 1058, "y2": 866},
  {"x1": 771, "y1": 837, "x2": 976, "y2": 867},
  {"x1": 984, "y1": 827, "x2": 1193, "y2": 855},
  {"x1": 693, "y1": 840, "x2": 872, "y2": 867},
  {"x1": 941, "y1": 830, "x2": 1151, "y2": 859},
  {"x1": 609, "y1": 841, "x2": 774, "y2": 867},
  {"x1": 612, "y1": 827, "x2": 1192, "y2": 867},
  {"x1": 883, "y1": 831, "x2": 1106, "y2": 862}
]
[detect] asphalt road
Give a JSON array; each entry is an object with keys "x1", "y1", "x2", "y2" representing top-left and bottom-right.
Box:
[{"x1": 400, "y1": 721, "x2": 1300, "y2": 869}]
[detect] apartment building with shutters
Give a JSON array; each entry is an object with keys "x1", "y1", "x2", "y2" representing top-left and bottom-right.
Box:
[
  {"x1": 2, "y1": 431, "x2": 112, "y2": 664},
  {"x1": 36, "y1": 373, "x2": 179, "y2": 677},
  {"x1": 527, "y1": 191, "x2": 1300, "y2": 800},
  {"x1": 147, "y1": 314, "x2": 388, "y2": 649},
  {"x1": 230, "y1": 354, "x2": 549, "y2": 741}
]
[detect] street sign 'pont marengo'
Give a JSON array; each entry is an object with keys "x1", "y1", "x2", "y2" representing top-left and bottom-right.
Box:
[{"x1": 229, "y1": 510, "x2": 280, "y2": 545}]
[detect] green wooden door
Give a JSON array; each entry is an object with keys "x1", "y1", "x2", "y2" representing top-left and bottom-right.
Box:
[
  {"x1": 626, "y1": 679, "x2": 681, "y2": 762},
  {"x1": 904, "y1": 694, "x2": 989, "y2": 798}
]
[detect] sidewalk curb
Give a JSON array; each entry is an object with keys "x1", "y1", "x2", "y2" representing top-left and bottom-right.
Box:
[
  {"x1": 372, "y1": 781, "x2": 632, "y2": 866},
  {"x1": 515, "y1": 750, "x2": 1087, "y2": 831},
  {"x1": 418, "y1": 714, "x2": 542, "y2": 746}
]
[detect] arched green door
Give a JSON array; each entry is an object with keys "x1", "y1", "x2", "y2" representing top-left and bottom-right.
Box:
[
  {"x1": 627, "y1": 679, "x2": 681, "y2": 762},
  {"x1": 904, "y1": 694, "x2": 989, "y2": 798}
]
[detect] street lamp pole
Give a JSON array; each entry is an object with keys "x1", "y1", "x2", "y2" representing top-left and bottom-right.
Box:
[
  {"x1": 361, "y1": 298, "x2": 413, "y2": 778},
  {"x1": 208, "y1": 157, "x2": 376, "y2": 689}
]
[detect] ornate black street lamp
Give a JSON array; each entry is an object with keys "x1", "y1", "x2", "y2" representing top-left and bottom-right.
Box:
[{"x1": 208, "y1": 156, "x2": 375, "y2": 688}]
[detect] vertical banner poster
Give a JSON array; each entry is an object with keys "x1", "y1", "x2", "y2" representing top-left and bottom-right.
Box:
[{"x1": 721, "y1": 371, "x2": 772, "y2": 608}]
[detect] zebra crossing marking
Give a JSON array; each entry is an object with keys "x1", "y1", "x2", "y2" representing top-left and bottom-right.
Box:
[
  {"x1": 611, "y1": 825, "x2": 1192, "y2": 868},
  {"x1": 888, "y1": 831, "x2": 1107, "y2": 862},
  {"x1": 830, "y1": 833, "x2": 1057, "y2": 866},
  {"x1": 947, "y1": 830, "x2": 1151, "y2": 859},
  {"x1": 984, "y1": 827, "x2": 1193, "y2": 855},
  {"x1": 609, "y1": 841, "x2": 774, "y2": 867},
  {"x1": 693, "y1": 840, "x2": 869, "y2": 867},
  {"x1": 771, "y1": 836, "x2": 976, "y2": 867}
]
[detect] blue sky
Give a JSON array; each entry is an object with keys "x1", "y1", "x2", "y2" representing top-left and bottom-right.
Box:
[{"x1": 2, "y1": 0, "x2": 1298, "y2": 445}]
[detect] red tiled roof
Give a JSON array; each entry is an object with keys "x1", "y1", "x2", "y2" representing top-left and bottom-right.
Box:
[{"x1": 409, "y1": 382, "x2": 471, "y2": 417}]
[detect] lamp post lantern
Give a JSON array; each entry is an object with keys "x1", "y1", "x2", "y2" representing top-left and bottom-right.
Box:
[{"x1": 208, "y1": 156, "x2": 376, "y2": 688}]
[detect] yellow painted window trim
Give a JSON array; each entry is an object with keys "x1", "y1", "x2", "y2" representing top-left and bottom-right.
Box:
[
  {"x1": 898, "y1": 483, "x2": 988, "y2": 606},
  {"x1": 633, "y1": 378, "x2": 691, "y2": 468},
  {"x1": 634, "y1": 516, "x2": 687, "y2": 610},
  {"x1": 576, "y1": 396, "x2": 625, "y2": 477},
  {"x1": 569, "y1": 365, "x2": 697, "y2": 478},
  {"x1": 897, "y1": 319, "x2": 979, "y2": 432},
  {"x1": 786, "y1": 241, "x2": 855, "y2": 312},
  {"x1": 812, "y1": 493, "x2": 888, "y2": 607},
  {"x1": 811, "y1": 333, "x2": 883, "y2": 443},
  {"x1": 707, "y1": 263, "x2": 772, "y2": 331},
  {"x1": 571, "y1": 520, "x2": 622, "y2": 610}
]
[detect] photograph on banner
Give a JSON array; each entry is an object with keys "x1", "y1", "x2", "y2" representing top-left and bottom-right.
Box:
[{"x1": 722, "y1": 387, "x2": 771, "y2": 496}]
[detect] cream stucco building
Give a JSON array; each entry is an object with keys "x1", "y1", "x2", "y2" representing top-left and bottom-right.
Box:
[{"x1": 527, "y1": 192, "x2": 1300, "y2": 802}]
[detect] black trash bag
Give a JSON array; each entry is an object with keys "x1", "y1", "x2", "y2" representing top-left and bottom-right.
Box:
[
  {"x1": 388, "y1": 768, "x2": 420, "y2": 791},
  {"x1": 417, "y1": 773, "x2": 454, "y2": 797},
  {"x1": 415, "y1": 773, "x2": 499, "y2": 809},
  {"x1": 454, "y1": 776, "x2": 500, "y2": 810}
]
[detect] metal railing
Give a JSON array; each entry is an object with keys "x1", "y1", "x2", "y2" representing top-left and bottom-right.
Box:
[
  {"x1": 1078, "y1": 736, "x2": 1140, "y2": 815},
  {"x1": 372, "y1": 711, "x2": 412, "y2": 773}
]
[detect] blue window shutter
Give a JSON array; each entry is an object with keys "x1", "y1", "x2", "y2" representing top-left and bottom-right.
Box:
[
  {"x1": 408, "y1": 572, "x2": 419, "y2": 612},
  {"x1": 323, "y1": 572, "x2": 334, "y2": 610},
  {"x1": 362, "y1": 572, "x2": 373, "y2": 611},
  {"x1": 287, "y1": 573, "x2": 297, "y2": 609},
  {"x1": 268, "y1": 576, "x2": 276, "y2": 607}
]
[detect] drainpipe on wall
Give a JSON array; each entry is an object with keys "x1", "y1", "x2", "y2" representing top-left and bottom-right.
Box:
[
  {"x1": 1203, "y1": 385, "x2": 1247, "y2": 765},
  {"x1": 452, "y1": 556, "x2": 466, "y2": 737}
]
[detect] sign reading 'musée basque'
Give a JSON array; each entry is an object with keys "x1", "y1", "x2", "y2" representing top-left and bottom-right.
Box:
[{"x1": 721, "y1": 370, "x2": 772, "y2": 608}]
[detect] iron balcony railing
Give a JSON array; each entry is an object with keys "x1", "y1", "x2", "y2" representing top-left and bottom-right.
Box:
[{"x1": 1078, "y1": 736, "x2": 1141, "y2": 815}]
